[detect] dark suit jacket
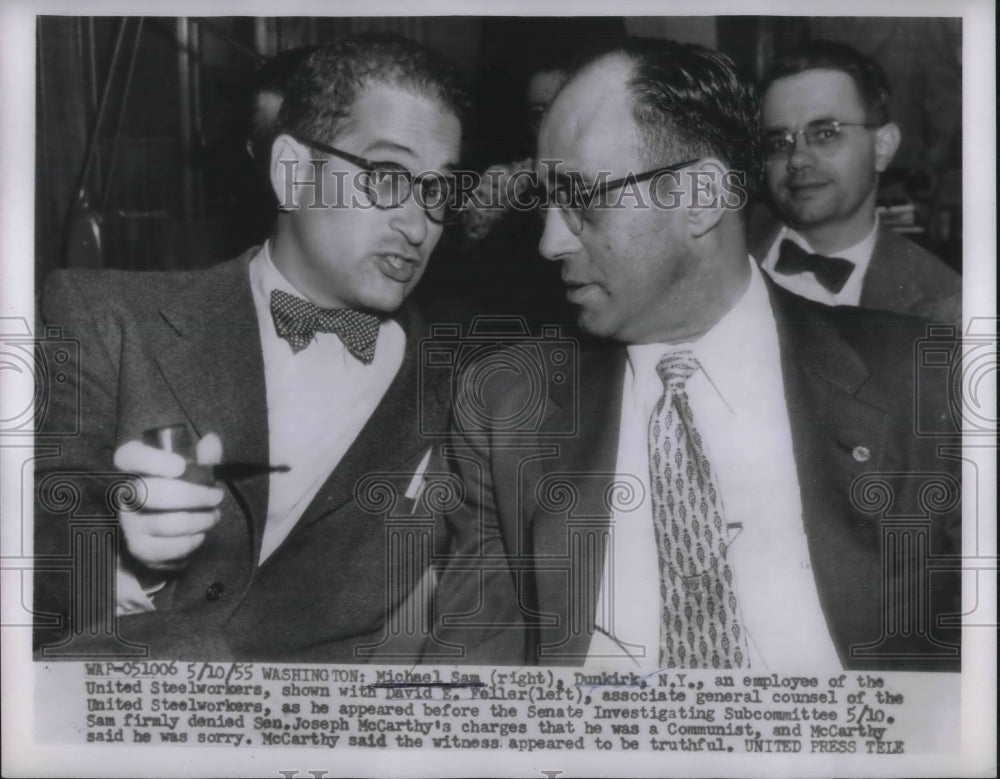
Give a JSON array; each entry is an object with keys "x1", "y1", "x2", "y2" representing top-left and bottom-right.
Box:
[
  {"x1": 748, "y1": 208, "x2": 962, "y2": 325},
  {"x1": 34, "y1": 250, "x2": 452, "y2": 662},
  {"x1": 432, "y1": 285, "x2": 962, "y2": 671}
]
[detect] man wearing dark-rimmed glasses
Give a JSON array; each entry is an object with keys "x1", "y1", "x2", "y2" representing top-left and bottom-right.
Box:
[
  {"x1": 282, "y1": 133, "x2": 459, "y2": 225},
  {"x1": 752, "y1": 40, "x2": 961, "y2": 324},
  {"x1": 432, "y1": 37, "x2": 960, "y2": 672},
  {"x1": 35, "y1": 35, "x2": 467, "y2": 661}
]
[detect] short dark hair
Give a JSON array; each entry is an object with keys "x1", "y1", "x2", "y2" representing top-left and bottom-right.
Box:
[
  {"x1": 761, "y1": 40, "x2": 892, "y2": 125},
  {"x1": 568, "y1": 38, "x2": 763, "y2": 200},
  {"x1": 276, "y1": 34, "x2": 469, "y2": 145}
]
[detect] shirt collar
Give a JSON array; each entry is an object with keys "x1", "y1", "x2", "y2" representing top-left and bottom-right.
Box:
[
  {"x1": 626, "y1": 259, "x2": 777, "y2": 411},
  {"x1": 255, "y1": 240, "x2": 308, "y2": 300}
]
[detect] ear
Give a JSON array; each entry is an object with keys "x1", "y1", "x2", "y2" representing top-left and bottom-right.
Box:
[
  {"x1": 269, "y1": 134, "x2": 309, "y2": 211},
  {"x1": 873, "y1": 122, "x2": 901, "y2": 173},
  {"x1": 683, "y1": 158, "x2": 728, "y2": 238}
]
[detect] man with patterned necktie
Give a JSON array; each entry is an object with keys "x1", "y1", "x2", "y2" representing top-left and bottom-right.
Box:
[
  {"x1": 751, "y1": 40, "x2": 961, "y2": 325},
  {"x1": 34, "y1": 36, "x2": 466, "y2": 661},
  {"x1": 432, "y1": 38, "x2": 960, "y2": 672}
]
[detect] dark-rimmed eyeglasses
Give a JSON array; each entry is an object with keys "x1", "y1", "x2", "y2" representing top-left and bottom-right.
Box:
[
  {"x1": 540, "y1": 158, "x2": 701, "y2": 235},
  {"x1": 762, "y1": 120, "x2": 881, "y2": 161},
  {"x1": 293, "y1": 134, "x2": 459, "y2": 224}
]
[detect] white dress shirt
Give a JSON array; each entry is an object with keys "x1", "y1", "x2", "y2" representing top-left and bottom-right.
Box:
[
  {"x1": 588, "y1": 260, "x2": 842, "y2": 671},
  {"x1": 117, "y1": 243, "x2": 405, "y2": 611},
  {"x1": 250, "y1": 243, "x2": 405, "y2": 562},
  {"x1": 761, "y1": 216, "x2": 880, "y2": 306}
]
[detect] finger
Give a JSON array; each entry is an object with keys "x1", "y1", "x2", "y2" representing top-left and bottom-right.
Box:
[
  {"x1": 134, "y1": 476, "x2": 224, "y2": 511},
  {"x1": 114, "y1": 440, "x2": 186, "y2": 478},
  {"x1": 121, "y1": 508, "x2": 220, "y2": 538},
  {"x1": 124, "y1": 531, "x2": 208, "y2": 570},
  {"x1": 196, "y1": 432, "x2": 223, "y2": 466}
]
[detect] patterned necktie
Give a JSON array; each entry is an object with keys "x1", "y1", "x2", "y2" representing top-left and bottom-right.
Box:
[
  {"x1": 647, "y1": 349, "x2": 749, "y2": 668},
  {"x1": 270, "y1": 289, "x2": 381, "y2": 363},
  {"x1": 774, "y1": 239, "x2": 854, "y2": 293}
]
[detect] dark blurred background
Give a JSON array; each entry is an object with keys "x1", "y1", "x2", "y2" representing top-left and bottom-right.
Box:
[{"x1": 36, "y1": 16, "x2": 962, "y2": 289}]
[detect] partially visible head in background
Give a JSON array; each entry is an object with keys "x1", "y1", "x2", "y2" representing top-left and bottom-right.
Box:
[
  {"x1": 246, "y1": 46, "x2": 317, "y2": 174},
  {"x1": 525, "y1": 67, "x2": 569, "y2": 139},
  {"x1": 519, "y1": 30, "x2": 623, "y2": 142}
]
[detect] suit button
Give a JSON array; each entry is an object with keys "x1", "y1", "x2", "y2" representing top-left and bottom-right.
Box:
[{"x1": 205, "y1": 582, "x2": 224, "y2": 602}]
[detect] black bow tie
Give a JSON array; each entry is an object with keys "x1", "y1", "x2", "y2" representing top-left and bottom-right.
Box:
[
  {"x1": 774, "y1": 239, "x2": 855, "y2": 294},
  {"x1": 270, "y1": 289, "x2": 380, "y2": 363}
]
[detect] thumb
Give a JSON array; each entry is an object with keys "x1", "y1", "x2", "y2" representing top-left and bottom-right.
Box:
[{"x1": 196, "y1": 432, "x2": 223, "y2": 465}]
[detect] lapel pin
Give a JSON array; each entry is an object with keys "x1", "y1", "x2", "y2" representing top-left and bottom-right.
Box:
[
  {"x1": 405, "y1": 448, "x2": 433, "y2": 510},
  {"x1": 852, "y1": 446, "x2": 871, "y2": 463}
]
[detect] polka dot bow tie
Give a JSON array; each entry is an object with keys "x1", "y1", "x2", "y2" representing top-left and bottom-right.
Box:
[{"x1": 270, "y1": 289, "x2": 380, "y2": 363}]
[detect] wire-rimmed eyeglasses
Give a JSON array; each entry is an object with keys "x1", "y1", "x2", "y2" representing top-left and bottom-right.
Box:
[{"x1": 762, "y1": 120, "x2": 880, "y2": 161}]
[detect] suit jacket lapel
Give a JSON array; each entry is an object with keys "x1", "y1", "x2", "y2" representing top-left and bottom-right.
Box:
[
  {"x1": 769, "y1": 285, "x2": 891, "y2": 663},
  {"x1": 287, "y1": 303, "x2": 449, "y2": 534},
  {"x1": 531, "y1": 339, "x2": 626, "y2": 664},
  {"x1": 151, "y1": 250, "x2": 270, "y2": 545},
  {"x1": 528, "y1": 289, "x2": 892, "y2": 664},
  {"x1": 859, "y1": 225, "x2": 921, "y2": 312}
]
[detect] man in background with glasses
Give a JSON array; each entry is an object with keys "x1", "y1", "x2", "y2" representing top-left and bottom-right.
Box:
[
  {"x1": 752, "y1": 40, "x2": 961, "y2": 324},
  {"x1": 35, "y1": 36, "x2": 466, "y2": 661},
  {"x1": 433, "y1": 38, "x2": 960, "y2": 672}
]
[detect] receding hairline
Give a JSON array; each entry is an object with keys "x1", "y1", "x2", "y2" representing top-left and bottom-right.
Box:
[
  {"x1": 541, "y1": 53, "x2": 633, "y2": 132},
  {"x1": 550, "y1": 50, "x2": 697, "y2": 165}
]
